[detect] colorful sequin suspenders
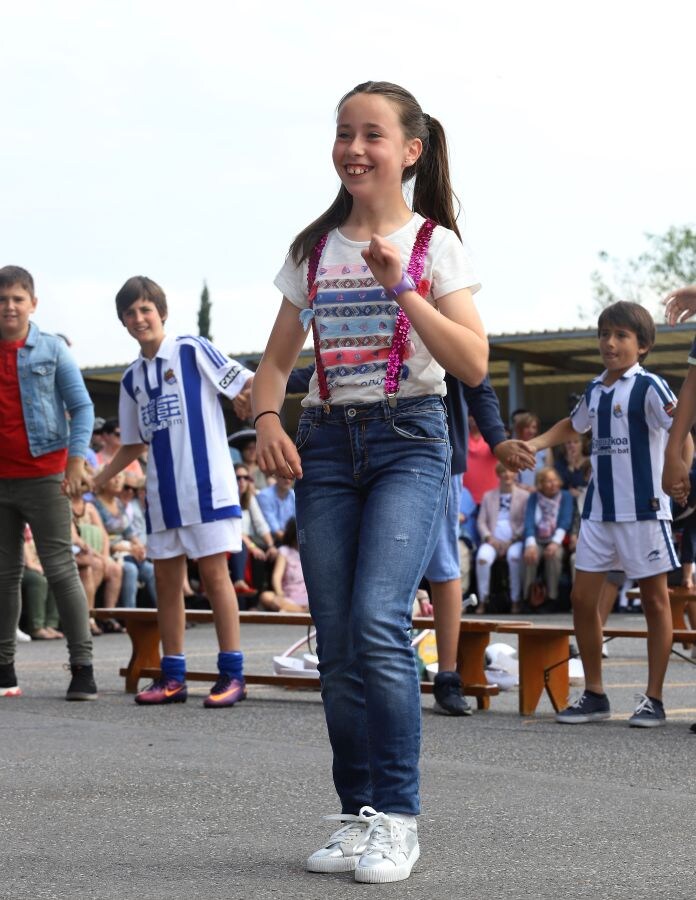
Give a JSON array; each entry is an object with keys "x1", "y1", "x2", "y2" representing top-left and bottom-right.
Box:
[{"x1": 302, "y1": 218, "x2": 437, "y2": 411}]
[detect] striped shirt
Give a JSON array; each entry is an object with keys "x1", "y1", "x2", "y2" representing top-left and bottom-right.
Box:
[
  {"x1": 570, "y1": 362, "x2": 676, "y2": 522},
  {"x1": 119, "y1": 335, "x2": 253, "y2": 533}
]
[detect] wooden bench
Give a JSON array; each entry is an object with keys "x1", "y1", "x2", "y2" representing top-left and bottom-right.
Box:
[
  {"x1": 511, "y1": 623, "x2": 696, "y2": 716},
  {"x1": 627, "y1": 586, "x2": 695, "y2": 646},
  {"x1": 93, "y1": 608, "x2": 538, "y2": 709}
]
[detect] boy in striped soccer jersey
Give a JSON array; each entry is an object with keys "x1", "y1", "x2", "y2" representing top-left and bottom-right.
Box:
[
  {"x1": 530, "y1": 301, "x2": 692, "y2": 727},
  {"x1": 93, "y1": 276, "x2": 253, "y2": 708}
]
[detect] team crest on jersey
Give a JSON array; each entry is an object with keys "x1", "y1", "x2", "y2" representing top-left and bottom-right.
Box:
[
  {"x1": 663, "y1": 401, "x2": 675, "y2": 417},
  {"x1": 612, "y1": 403, "x2": 623, "y2": 418},
  {"x1": 164, "y1": 368, "x2": 177, "y2": 385},
  {"x1": 588, "y1": 407, "x2": 596, "y2": 418}
]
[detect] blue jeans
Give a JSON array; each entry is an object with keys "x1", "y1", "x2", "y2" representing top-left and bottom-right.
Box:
[
  {"x1": 120, "y1": 556, "x2": 157, "y2": 608},
  {"x1": 294, "y1": 396, "x2": 450, "y2": 815}
]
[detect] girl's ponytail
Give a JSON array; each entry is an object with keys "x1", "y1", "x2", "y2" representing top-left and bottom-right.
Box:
[{"x1": 412, "y1": 115, "x2": 461, "y2": 240}]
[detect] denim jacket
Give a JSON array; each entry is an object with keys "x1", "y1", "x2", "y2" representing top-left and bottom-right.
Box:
[{"x1": 17, "y1": 322, "x2": 94, "y2": 458}]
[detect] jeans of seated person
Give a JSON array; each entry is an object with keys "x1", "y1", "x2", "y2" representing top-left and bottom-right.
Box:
[
  {"x1": 294, "y1": 396, "x2": 450, "y2": 817},
  {"x1": 119, "y1": 556, "x2": 157, "y2": 608},
  {"x1": 229, "y1": 543, "x2": 271, "y2": 592},
  {"x1": 0, "y1": 474, "x2": 92, "y2": 666},
  {"x1": 228, "y1": 546, "x2": 247, "y2": 583}
]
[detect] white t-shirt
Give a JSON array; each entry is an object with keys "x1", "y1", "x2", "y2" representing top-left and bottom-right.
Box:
[
  {"x1": 274, "y1": 213, "x2": 480, "y2": 407},
  {"x1": 119, "y1": 335, "x2": 253, "y2": 534},
  {"x1": 570, "y1": 362, "x2": 676, "y2": 522}
]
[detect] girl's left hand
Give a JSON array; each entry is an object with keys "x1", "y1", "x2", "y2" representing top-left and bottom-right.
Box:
[{"x1": 361, "y1": 235, "x2": 404, "y2": 292}]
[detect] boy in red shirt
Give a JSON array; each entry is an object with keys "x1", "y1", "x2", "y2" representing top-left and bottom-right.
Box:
[{"x1": 0, "y1": 265, "x2": 96, "y2": 700}]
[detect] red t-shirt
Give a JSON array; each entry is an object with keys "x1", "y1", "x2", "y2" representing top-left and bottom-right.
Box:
[
  {"x1": 0, "y1": 337, "x2": 68, "y2": 478},
  {"x1": 462, "y1": 434, "x2": 499, "y2": 504}
]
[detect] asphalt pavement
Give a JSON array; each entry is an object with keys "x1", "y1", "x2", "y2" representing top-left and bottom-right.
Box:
[{"x1": 2, "y1": 613, "x2": 695, "y2": 900}]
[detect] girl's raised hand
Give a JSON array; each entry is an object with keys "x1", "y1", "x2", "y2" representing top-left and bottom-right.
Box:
[
  {"x1": 361, "y1": 235, "x2": 404, "y2": 292},
  {"x1": 664, "y1": 285, "x2": 696, "y2": 325},
  {"x1": 255, "y1": 417, "x2": 303, "y2": 480}
]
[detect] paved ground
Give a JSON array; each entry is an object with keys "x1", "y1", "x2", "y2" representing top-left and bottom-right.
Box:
[{"x1": 2, "y1": 612, "x2": 695, "y2": 900}]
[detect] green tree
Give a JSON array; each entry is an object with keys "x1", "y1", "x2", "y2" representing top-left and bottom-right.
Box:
[
  {"x1": 198, "y1": 281, "x2": 212, "y2": 340},
  {"x1": 582, "y1": 224, "x2": 696, "y2": 322}
]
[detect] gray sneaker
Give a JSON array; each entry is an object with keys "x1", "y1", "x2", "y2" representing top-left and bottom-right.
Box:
[
  {"x1": 628, "y1": 693, "x2": 666, "y2": 728},
  {"x1": 306, "y1": 812, "x2": 370, "y2": 873},
  {"x1": 556, "y1": 690, "x2": 610, "y2": 724},
  {"x1": 354, "y1": 807, "x2": 420, "y2": 884}
]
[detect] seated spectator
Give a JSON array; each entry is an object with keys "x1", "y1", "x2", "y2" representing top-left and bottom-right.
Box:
[
  {"x1": 257, "y1": 474, "x2": 296, "y2": 544},
  {"x1": 21, "y1": 527, "x2": 63, "y2": 640},
  {"x1": 93, "y1": 471, "x2": 156, "y2": 608},
  {"x1": 71, "y1": 488, "x2": 124, "y2": 633},
  {"x1": 522, "y1": 467, "x2": 574, "y2": 609},
  {"x1": 259, "y1": 518, "x2": 308, "y2": 612},
  {"x1": 228, "y1": 431, "x2": 272, "y2": 492},
  {"x1": 96, "y1": 418, "x2": 146, "y2": 477},
  {"x1": 513, "y1": 412, "x2": 553, "y2": 491},
  {"x1": 554, "y1": 434, "x2": 591, "y2": 510},
  {"x1": 84, "y1": 417, "x2": 104, "y2": 478},
  {"x1": 120, "y1": 471, "x2": 147, "y2": 542},
  {"x1": 458, "y1": 482, "x2": 479, "y2": 598},
  {"x1": 462, "y1": 416, "x2": 498, "y2": 505},
  {"x1": 476, "y1": 464, "x2": 528, "y2": 614},
  {"x1": 229, "y1": 463, "x2": 277, "y2": 593}
]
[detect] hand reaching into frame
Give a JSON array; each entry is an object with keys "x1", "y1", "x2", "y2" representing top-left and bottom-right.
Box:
[{"x1": 664, "y1": 285, "x2": 696, "y2": 326}]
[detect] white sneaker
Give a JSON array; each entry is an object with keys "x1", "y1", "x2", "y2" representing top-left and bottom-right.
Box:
[
  {"x1": 16, "y1": 628, "x2": 31, "y2": 643},
  {"x1": 354, "y1": 807, "x2": 420, "y2": 884},
  {"x1": 306, "y1": 812, "x2": 370, "y2": 873}
]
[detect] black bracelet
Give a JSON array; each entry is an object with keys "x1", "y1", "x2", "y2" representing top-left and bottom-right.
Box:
[{"x1": 253, "y1": 410, "x2": 281, "y2": 427}]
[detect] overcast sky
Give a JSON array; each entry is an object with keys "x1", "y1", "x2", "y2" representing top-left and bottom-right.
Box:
[{"x1": 3, "y1": 0, "x2": 695, "y2": 367}]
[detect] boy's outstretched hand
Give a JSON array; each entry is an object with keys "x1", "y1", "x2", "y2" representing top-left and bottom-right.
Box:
[
  {"x1": 232, "y1": 377, "x2": 253, "y2": 422},
  {"x1": 494, "y1": 439, "x2": 536, "y2": 473},
  {"x1": 662, "y1": 453, "x2": 691, "y2": 506},
  {"x1": 664, "y1": 285, "x2": 696, "y2": 326}
]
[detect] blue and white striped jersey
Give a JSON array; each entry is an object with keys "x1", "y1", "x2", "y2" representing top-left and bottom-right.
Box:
[
  {"x1": 570, "y1": 362, "x2": 676, "y2": 522},
  {"x1": 119, "y1": 335, "x2": 253, "y2": 534}
]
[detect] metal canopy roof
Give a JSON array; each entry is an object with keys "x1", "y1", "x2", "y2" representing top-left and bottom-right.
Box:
[
  {"x1": 487, "y1": 323, "x2": 694, "y2": 388},
  {"x1": 81, "y1": 323, "x2": 695, "y2": 389}
]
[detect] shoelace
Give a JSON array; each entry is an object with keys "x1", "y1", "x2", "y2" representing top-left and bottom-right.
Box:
[
  {"x1": 632, "y1": 693, "x2": 655, "y2": 716},
  {"x1": 322, "y1": 813, "x2": 369, "y2": 846},
  {"x1": 569, "y1": 693, "x2": 589, "y2": 710},
  {"x1": 358, "y1": 807, "x2": 407, "y2": 861}
]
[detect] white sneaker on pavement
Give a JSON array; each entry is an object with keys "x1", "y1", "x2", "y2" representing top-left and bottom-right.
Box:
[
  {"x1": 306, "y1": 812, "x2": 370, "y2": 873},
  {"x1": 354, "y1": 807, "x2": 420, "y2": 884},
  {"x1": 16, "y1": 628, "x2": 31, "y2": 643}
]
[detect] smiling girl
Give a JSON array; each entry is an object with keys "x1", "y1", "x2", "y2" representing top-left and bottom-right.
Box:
[{"x1": 251, "y1": 81, "x2": 488, "y2": 882}]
